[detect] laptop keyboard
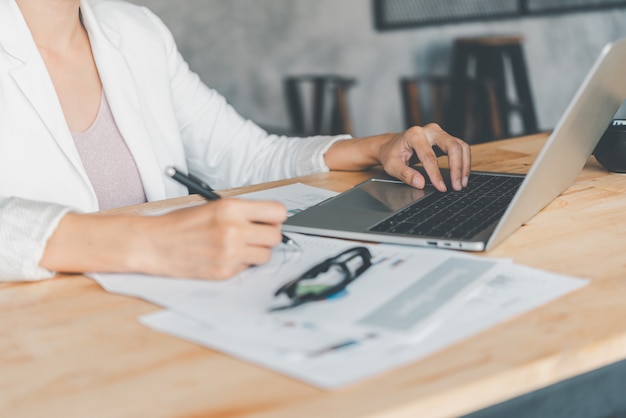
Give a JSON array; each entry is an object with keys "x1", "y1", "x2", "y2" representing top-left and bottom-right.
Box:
[{"x1": 369, "y1": 174, "x2": 524, "y2": 240}]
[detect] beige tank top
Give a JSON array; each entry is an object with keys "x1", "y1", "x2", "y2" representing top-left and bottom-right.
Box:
[{"x1": 71, "y1": 93, "x2": 147, "y2": 211}]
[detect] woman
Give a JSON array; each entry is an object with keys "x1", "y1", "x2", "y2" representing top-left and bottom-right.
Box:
[{"x1": 0, "y1": 0, "x2": 471, "y2": 281}]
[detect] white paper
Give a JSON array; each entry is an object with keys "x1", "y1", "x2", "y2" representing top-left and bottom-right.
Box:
[
  {"x1": 140, "y1": 265, "x2": 588, "y2": 389},
  {"x1": 234, "y1": 182, "x2": 338, "y2": 216}
]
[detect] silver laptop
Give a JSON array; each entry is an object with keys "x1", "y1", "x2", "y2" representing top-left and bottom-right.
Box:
[{"x1": 284, "y1": 39, "x2": 626, "y2": 251}]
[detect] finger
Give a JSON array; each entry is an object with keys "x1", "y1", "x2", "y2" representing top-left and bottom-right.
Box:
[
  {"x1": 196, "y1": 239, "x2": 273, "y2": 279},
  {"x1": 414, "y1": 138, "x2": 447, "y2": 192},
  {"x1": 243, "y1": 200, "x2": 287, "y2": 225},
  {"x1": 461, "y1": 141, "x2": 471, "y2": 187},
  {"x1": 385, "y1": 158, "x2": 427, "y2": 189},
  {"x1": 206, "y1": 263, "x2": 248, "y2": 281},
  {"x1": 435, "y1": 138, "x2": 471, "y2": 190},
  {"x1": 376, "y1": 134, "x2": 426, "y2": 188},
  {"x1": 216, "y1": 199, "x2": 287, "y2": 226},
  {"x1": 244, "y1": 222, "x2": 283, "y2": 248},
  {"x1": 383, "y1": 127, "x2": 447, "y2": 190},
  {"x1": 241, "y1": 245, "x2": 275, "y2": 267},
  {"x1": 423, "y1": 125, "x2": 471, "y2": 190},
  {"x1": 441, "y1": 139, "x2": 464, "y2": 191}
]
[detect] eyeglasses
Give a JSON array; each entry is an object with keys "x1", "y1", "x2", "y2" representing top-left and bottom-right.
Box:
[{"x1": 269, "y1": 246, "x2": 372, "y2": 312}]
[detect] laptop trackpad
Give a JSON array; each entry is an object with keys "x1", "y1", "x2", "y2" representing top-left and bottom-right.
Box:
[
  {"x1": 333, "y1": 179, "x2": 431, "y2": 212},
  {"x1": 286, "y1": 179, "x2": 435, "y2": 231}
]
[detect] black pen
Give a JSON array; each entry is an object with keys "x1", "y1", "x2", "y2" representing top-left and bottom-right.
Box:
[{"x1": 165, "y1": 166, "x2": 299, "y2": 248}]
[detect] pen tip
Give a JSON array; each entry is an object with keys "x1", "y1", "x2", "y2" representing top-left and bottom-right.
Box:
[
  {"x1": 287, "y1": 239, "x2": 302, "y2": 251},
  {"x1": 165, "y1": 167, "x2": 175, "y2": 176}
]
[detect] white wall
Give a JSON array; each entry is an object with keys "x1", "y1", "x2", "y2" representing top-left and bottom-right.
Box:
[{"x1": 129, "y1": 0, "x2": 626, "y2": 137}]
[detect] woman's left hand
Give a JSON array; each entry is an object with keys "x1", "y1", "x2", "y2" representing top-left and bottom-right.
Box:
[
  {"x1": 324, "y1": 123, "x2": 471, "y2": 192},
  {"x1": 377, "y1": 123, "x2": 470, "y2": 192}
]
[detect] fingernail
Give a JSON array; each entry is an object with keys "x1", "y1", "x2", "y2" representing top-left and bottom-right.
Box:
[{"x1": 462, "y1": 176, "x2": 469, "y2": 188}]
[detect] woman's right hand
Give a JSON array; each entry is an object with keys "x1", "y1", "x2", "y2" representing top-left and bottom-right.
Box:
[
  {"x1": 40, "y1": 198, "x2": 288, "y2": 280},
  {"x1": 137, "y1": 199, "x2": 287, "y2": 279}
]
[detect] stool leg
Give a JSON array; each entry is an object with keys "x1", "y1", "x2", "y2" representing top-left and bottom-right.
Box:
[
  {"x1": 431, "y1": 80, "x2": 446, "y2": 126},
  {"x1": 331, "y1": 85, "x2": 354, "y2": 135},
  {"x1": 285, "y1": 78, "x2": 306, "y2": 135},
  {"x1": 472, "y1": 80, "x2": 493, "y2": 144},
  {"x1": 312, "y1": 78, "x2": 327, "y2": 134},
  {"x1": 485, "y1": 80, "x2": 504, "y2": 141},
  {"x1": 475, "y1": 47, "x2": 510, "y2": 141},
  {"x1": 509, "y1": 45, "x2": 539, "y2": 135},
  {"x1": 400, "y1": 78, "x2": 423, "y2": 128},
  {"x1": 463, "y1": 80, "x2": 478, "y2": 143},
  {"x1": 448, "y1": 44, "x2": 471, "y2": 138}
]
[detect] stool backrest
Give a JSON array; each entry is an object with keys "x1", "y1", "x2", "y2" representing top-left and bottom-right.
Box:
[
  {"x1": 284, "y1": 75, "x2": 356, "y2": 136},
  {"x1": 399, "y1": 75, "x2": 501, "y2": 144}
]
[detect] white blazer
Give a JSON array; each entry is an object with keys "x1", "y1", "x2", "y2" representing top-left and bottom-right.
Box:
[
  {"x1": 0, "y1": 0, "x2": 347, "y2": 279},
  {"x1": 0, "y1": 0, "x2": 345, "y2": 212}
]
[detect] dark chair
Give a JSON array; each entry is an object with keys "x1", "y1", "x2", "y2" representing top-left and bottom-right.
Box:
[
  {"x1": 400, "y1": 75, "x2": 449, "y2": 128},
  {"x1": 284, "y1": 75, "x2": 356, "y2": 136},
  {"x1": 400, "y1": 35, "x2": 535, "y2": 144},
  {"x1": 400, "y1": 75, "x2": 502, "y2": 144},
  {"x1": 447, "y1": 35, "x2": 539, "y2": 143}
]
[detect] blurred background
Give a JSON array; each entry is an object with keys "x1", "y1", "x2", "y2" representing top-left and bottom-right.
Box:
[{"x1": 127, "y1": 0, "x2": 626, "y2": 141}]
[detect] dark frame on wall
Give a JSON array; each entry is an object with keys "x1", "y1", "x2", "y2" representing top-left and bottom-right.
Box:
[{"x1": 374, "y1": 0, "x2": 626, "y2": 30}]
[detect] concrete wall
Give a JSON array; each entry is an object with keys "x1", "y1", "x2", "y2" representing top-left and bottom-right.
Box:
[{"x1": 129, "y1": 0, "x2": 626, "y2": 138}]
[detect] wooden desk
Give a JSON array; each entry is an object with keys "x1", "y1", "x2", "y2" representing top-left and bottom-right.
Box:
[{"x1": 1, "y1": 134, "x2": 625, "y2": 418}]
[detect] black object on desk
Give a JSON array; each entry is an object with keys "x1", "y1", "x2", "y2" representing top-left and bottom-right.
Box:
[
  {"x1": 165, "y1": 167, "x2": 298, "y2": 247},
  {"x1": 594, "y1": 119, "x2": 626, "y2": 173}
]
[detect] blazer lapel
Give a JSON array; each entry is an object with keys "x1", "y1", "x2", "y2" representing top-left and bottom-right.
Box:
[
  {"x1": 1, "y1": 0, "x2": 89, "y2": 181},
  {"x1": 80, "y1": 0, "x2": 167, "y2": 202}
]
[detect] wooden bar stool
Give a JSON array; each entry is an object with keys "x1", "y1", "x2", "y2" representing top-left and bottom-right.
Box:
[
  {"x1": 447, "y1": 35, "x2": 538, "y2": 143},
  {"x1": 284, "y1": 75, "x2": 356, "y2": 136},
  {"x1": 400, "y1": 75, "x2": 502, "y2": 144},
  {"x1": 400, "y1": 75, "x2": 449, "y2": 128}
]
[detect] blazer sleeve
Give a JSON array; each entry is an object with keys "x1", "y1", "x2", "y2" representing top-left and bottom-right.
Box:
[
  {"x1": 141, "y1": 9, "x2": 351, "y2": 190},
  {"x1": 0, "y1": 197, "x2": 70, "y2": 281}
]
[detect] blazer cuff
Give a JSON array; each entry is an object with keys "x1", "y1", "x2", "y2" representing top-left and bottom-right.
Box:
[
  {"x1": 294, "y1": 134, "x2": 352, "y2": 177},
  {"x1": 0, "y1": 197, "x2": 71, "y2": 281}
]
